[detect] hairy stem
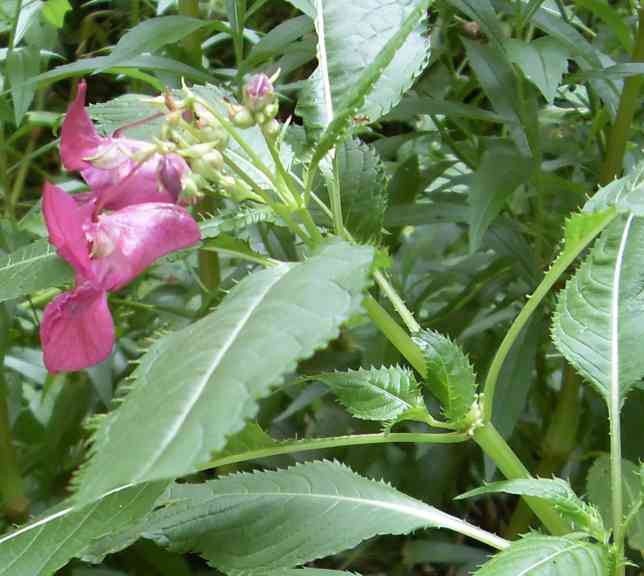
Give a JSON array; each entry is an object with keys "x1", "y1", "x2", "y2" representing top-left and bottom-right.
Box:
[{"x1": 600, "y1": 9, "x2": 644, "y2": 185}]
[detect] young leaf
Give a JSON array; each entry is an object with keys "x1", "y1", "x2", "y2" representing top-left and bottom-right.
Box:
[
  {"x1": 0, "y1": 482, "x2": 167, "y2": 576},
  {"x1": 586, "y1": 454, "x2": 644, "y2": 552},
  {"x1": 72, "y1": 240, "x2": 374, "y2": 504},
  {"x1": 139, "y1": 460, "x2": 508, "y2": 572},
  {"x1": 316, "y1": 365, "x2": 426, "y2": 422},
  {"x1": 0, "y1": 238, "x2": 73, "y2": 303},
  {"x1": 413, "y1": 329, "x2": 477, "y2": 423},
  {"x1": 7, "y1": 46, "x2": 40, "y2": 125},
  {"x1": 306, "y1": 0, "x2": 432, "y2": 171},
  {"x1": 467, "y1": 144, "x2": 533, "y2": 252},
  {"x1": 552, "y1": 215, "x2": 644, "y2": 402},
  {"x1": 505, "y1": 37, "x2": 570, "y2": 104},
  {"x1": 472, "y1": 535, "x2": 609, "y2": 576},
  {"x1": 458, "y1": 478, "x2": 605, "y2": 539}
]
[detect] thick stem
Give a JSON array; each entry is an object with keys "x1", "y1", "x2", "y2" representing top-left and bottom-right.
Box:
[
  {"x1": 473, "y1": 423, "x2": 568, "y2": 536},
  {"x1": 600, "y1": 9, "x2": 644, "y2": 185}
]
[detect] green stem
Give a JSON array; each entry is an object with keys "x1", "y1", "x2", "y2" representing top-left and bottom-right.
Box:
[
  {"x1": 363, "y1": 295, "x2": 426, "y2": 376},
  {"x1": 202, "y1": 431, "x2": 468, "y2": 470},
  {"x1": 260, "y1": 124, "x2": 300, "y2": 207},
  {"x1": 600, "y1": 9, "x2": 644, "y2": 185},
  {"x1": 326, "y1": 160, "x2": 345, "y2": 237},
  {"x1": 482, "y1": 208, "x2": 616, "y2": 421},
  {"x1": 610, "y1": 408, "x2": 625, "y2": 576},
  {"x1": 196, "y1": 196, "x2": 221, "y2": 298},
  {"x1": 374, "y1": 270, "x2": 421, "y2": 334},
  {"x1": 472, "y1": 423, "x2": 569, "y2": 536}
]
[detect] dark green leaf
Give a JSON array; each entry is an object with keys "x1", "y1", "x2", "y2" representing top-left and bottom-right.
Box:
[
  {"x1": 7, "y1": 46, "x2": 40, "y2": 125},
  {"x1": 41, "y1": 0, "x2": 71, "y2": 28}
]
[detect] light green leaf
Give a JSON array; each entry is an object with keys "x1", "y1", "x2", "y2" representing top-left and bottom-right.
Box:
[
  {"x1": 0, "y1": 238, "x2": 73, "y2": 303},
  {"x1": 98, "y1": 16, "x2": 214, "y2": 70},
  {"x1": 0, "y1": 482, "x2": 167, "y2": 576},
  {"x1": 303, "y1": 0, "x2": 432, "y2": 170},
  {"x1": 582, "y1": 162, "x2": 644, "y2": 217},
  {"x1": 586, "y1": 454, "x2": 644, "y2": 552},
  {"x1": 142, "y1": 460, "x2": 508, "y2": 572},
  {"x1": 467, "y1": 145, "x2": 533, "y2": 252},
  {"x1": 72, "y1": 240, "x2": 374, "y2": 504},
  {"x1": 7, "y1": 46, "x2": 40, "y2": 125},
  {"x1": 505, "y1": 37, "x2": 569, "y2": 103},
  {"x1": 199, "y1": 206, "x2": 278, "y2": 239},
  {"x1": 473, "y1": 535, "x2": 609, "y2": 576},
  {"x1": 41, "y1": 0, "x2": 71, "y2": 28},
  {"x1": 552, "y1": 215, "x2": 644, "y2": 401},
  {"x1": 284, "y1": 0, "x2": 315, "y2": 17},
  {"x1": 458, "y1": 478, "x2": 605, "y2": 539},
  {"x1": 316, "y1": 365, "x2": 426, "y2": 422},
  {"x1": 413, "y1": 329, "x2": 477, "y2": 423}
]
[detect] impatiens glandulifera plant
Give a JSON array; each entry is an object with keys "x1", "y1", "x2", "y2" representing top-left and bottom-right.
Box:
[{"x1": 0, "y1": 1, "x2": 642, "y2": 576}]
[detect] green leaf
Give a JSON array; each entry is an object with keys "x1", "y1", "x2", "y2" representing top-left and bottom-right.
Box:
[
  {"x1": 213, "y1": 422, "x2": 277, "y2": 461},
  {"x1": 97, "y1": 16, "x2": 214, "y2": 70},
  {"x1": 413, "y1": 329, "x2": 477, "y2": 423},
  {"x1": 72, "y1": 240, "x2": 374, "y2": 504},
  {"x1": 0, "y1": 238, "x2": 73, "y2": 303},
  {"x1": 586, "y1": 454, "x2": 644, "y2": 552},
  {"x1": 199, "y1": 205, "x2": 278, "y2": 239},
  {"x1": 467, "y1": 144, "x2": 533, "y2": 252},
  {"x1": 316, "y1": 365, "x2": 426, "y2": 422},
  {"x1": 472, "y1": 535, "x2": 609, "y2": 576},
  {"x1": 41, "y1": 0, "x2": 71, "y2": 28},
  {"x1": 336, "y1": 139, "x2": 387, "y2": 241},
  {"x1": 140, "y1": 460, "x2": 508, "y2": 572},
  {"x1": 0, "y1": 482, "x2": 166, "y2": 576},
  {"x1": 283, "y1": 0, "x2": 315, "y2": 17},
  {"x1": 448, "y1": 0, "x2": 506, "y2": 51},
  {"x1": 385, "y1": 95, "x2": 508, "y2": 124},
  {"x1": 458, "y1": 478, "x2": 605, "y2": 539},
  {"x1": 7, "y1": 46, "x2": 40, "y2": 125},
  {"x1": 254, "y1": 571, "x2": 359, "y2": 576},
  {"x1": 582, "y1": 162, "x2": 644, "y2": 217},
  {"x1": 202, "y1": 235, "x2": 276, "y2": 267},
  {"x1": 573, "y1": 0, "x2": 632, "y2": 53},
  {"x1": 304, "y1": 0, "x2": 431, "y2": 170},
  {"x1": 505, "y1": 37, "x2": 569, "y2": 103},
  {"x1": 552, "y1": 215, "x2": 644, "y2": 402}
]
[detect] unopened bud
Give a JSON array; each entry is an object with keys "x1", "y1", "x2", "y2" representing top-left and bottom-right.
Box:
[
  {"x1": 243, "y1": 73, "x2": 276, "y2": 113},
  {"x1": 180, "y1": 173, "x2": 204, "y2": 203},
  {"x1": 229, "y1": 105, "x2": 255, "y2": 129},
  {"x1": 204, "y1": 150, "x2": 224, "y2": 172},
  {"x1": 263, "y1": 119, "x2": 280, "y2": 138},
  {"x1": 158, "y1": 154, "x2": 190, "y2": 201},
  {"x1": 200, "y1": 125, "x2": 229, "y2": 149}
]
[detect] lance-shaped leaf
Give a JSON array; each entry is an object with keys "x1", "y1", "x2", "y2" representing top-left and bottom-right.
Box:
[
  {"x1": 0, "y1": 482, "x2": 166, "y2": 576},
  {"x1": 316, "y1": 365, "x2": 426, "y2": 422},
  {"x1": 472, "y1": 535, "x2": 609, "y2": 576},
  {"x1": 0, "y1": 238, "x2": 73, "y2": 303},
  {"x1": 304, "y1": 0, "x2": 432, "y2": 171},
  {"x1": 413, "y1": 329, "x2": 477, "y2": 423},
  {"x1": 582, "y1": 161, "x2": 644, "y2": 217},
  {"x1": 586, "y1": 454, "x2": 644, "y2": 552},
  {"x1": 72, "y1": 240, "x2": 374, "y2": 504},
  {"x1": 458, "y1": 478, "x2": 605, "y2": 540},
  {"x1": 552, "y1": 215, "x2": 644, "y2": 402},
  {"x1": 138, "y1": 460, "x2": 508, "y2": 572}
]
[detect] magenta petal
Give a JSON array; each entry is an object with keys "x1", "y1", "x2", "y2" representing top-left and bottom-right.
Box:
[
  {"x1": 60, "y1": 80, "x2": 103, "y2": 172},
  {"x1": 42, "y1": 182, "x2": 94, "y2": 279},
  {"x1": 91, "y1": 203, "x2": 201, "y2": 291},
  {"x1": 41, "y1": 284, "x2": 114, "y2": 373}
]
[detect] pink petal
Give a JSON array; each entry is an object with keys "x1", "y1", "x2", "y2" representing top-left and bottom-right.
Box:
[
  {"x1": 89, "y1": 203, "x2": 201, "y2": 291},
  {"x1": 42, "y1": 182, "x2": 94, "y2": 279},
  {"x1": 40, "y1": 284, "x2": 114, "y2": 373},
  {"x1": 60, "y1": 80, "x2": 103, "y2": 172}
]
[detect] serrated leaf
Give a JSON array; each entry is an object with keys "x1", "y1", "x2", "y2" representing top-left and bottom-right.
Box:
[
  {"x1": 413, "y1": 329, "x2": 477, "y2": 423},
  {"x1": 316, "y1": 365, "x2": 425, "y2": 422},
  {"x1": 582, "y1": 162, "x2": 644, "y2": 217},
  {"x1": 41, "y1": 0, "x2": 71, "y2": 28},
  {"x1": 552, "y1": 215, "x2": 644, "y2": 401},
  {"x1": 0, "y1": 482, "x2": 167, "y2": 576},
  {"x1": 199, "y1": 206, "x2": 278, "y2": 239},
  {"x1": 0, "y1": 238, "x2": 73, "y2": 303},
  {"x1": 586, "y1": 454, "x2": 644, "y2": 552},
  {"x1": 72, "y1": 240, "x2": 374, "y2": 504},
  {"x1": 7, "y1": 46, "x2": 40, "y2": 125},
  {"x1": 467, "y1": 144, "x2": 533, "y2": 252},
  {"x1": 473, "y1": 535, "x2": 609, "y2": 576},
  {"x1": 505, "y1": 37, "x2": 569, "y2": 103},
  {"x1": 140, "y1": 460, "x2": 508, "y2": 572},
  {"x1": 305, "y1": 0, "x2": 431, "y2": 171},
  {"x1": 458, "y1": 478, "x2": 605, "y2": 539}
]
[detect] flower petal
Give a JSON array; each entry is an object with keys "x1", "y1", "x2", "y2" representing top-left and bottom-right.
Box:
[
  {"x1": 41, "y1": 284, "x2": 114, "y2": 373},
  {"x1": 60, "y1": 80, "x2": 103, "y2": 172},
  {"x1": 42, "y1": 182, "x2": 94, "y2": 279},
  {"x1": 90, "y1": 203, "x2": 201, "y2": 291}
]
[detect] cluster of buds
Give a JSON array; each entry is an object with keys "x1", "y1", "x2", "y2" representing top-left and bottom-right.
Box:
[{"x1": 228, "y1": 72, "x2": 280, "y2": 135}]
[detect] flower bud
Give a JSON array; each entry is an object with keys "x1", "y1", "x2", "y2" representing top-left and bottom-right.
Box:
[
  {"x1": 180, "y1": 173, "x2": 204, "y2": 203},
  {"x1": 158, "y1": 154, "x2": 189, "y2": 201},
  {"x1": 228, "y1": 104, "x2": 255, "y2": 129},
  {"x1": 263, "y1": 119, "x2": 280, "y2": 138},
  {"x1": 243, "y1": 73, "x2": 276, "y2": 113}
]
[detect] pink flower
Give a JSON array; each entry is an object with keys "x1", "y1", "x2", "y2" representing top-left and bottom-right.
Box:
[
  {"x1": 60, "y1": 81, "x2": 190, "y2": 211},
  {"x1": 243, "y1": 73, "x2": 275, "y2": 112},
  {"x1": 40, "y1": 182, "x2": 201, "y2": 372}
]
